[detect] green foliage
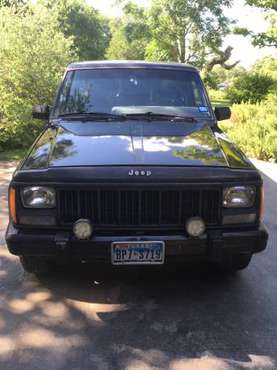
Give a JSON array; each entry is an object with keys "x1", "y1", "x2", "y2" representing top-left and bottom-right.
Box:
[
  {"x1": 221, "y1": 96, "x2": 277, "y2": 162},
  {"x1": 202, "y1": 65, "x2": 247, "y2": 89},
  {"x1": 209, "y1": 65, "x2": 246, "y2": 82},
  {"x1": 208, "y1": 90, "x2": 231, "y2": 106},
  {"x1": 253, "y1": 57, "x2": 277, "y2": 96},
  {"x1": 0, "y1": 5, "x2": 76, "y2": 151},
  {"x1": 204, "y1": 58, "x2": 277, "y2": 162},
  {"x1": 107, "y1": 0, "x2": 234, "y2": 68},
  {"x1": 239, "y1": 0, "x2": 277, "y2": 48},
  {"x1": 252, "y1": 13, "x2": 277, "y2": 48},
  {"x1": 226, "y1": 71, "x2": 275, "y2": 104},
  {"x1": 146, "y1": 0, "x2": 234, "y2": 68},
  {"x1": 0, "y1": 0, "x2": 276, "y2": 165},
  {"x1": 235, "y1": 19, "x2": 277, "y2": 48},
  {"x1": 202, "y1": 70, "x2": 221, "y2": 89},
  {"x1": 106, "y1": 3, "x2": 150, "y2": 60},
  {"x1": 252, "y1": 56, "x2": 277, "y2": 79},
  {"x1": 0, "y1": 0, "x2": 27, "y2": 6},
  {"x1": 0, "y1": 148, "x2": 26, "y2": 161},
  {"x1": 202, "y1": 66, "x2": 246, "y2": 90},
  {"x1": 245, "y1": 0, "x2": 277, "y2": 11},
  {"x1": 43, "y1": 0, "x2": 110, "y2": 60}
]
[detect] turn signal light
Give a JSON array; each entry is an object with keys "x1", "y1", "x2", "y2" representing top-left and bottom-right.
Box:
[{"x1": 9, "y1": 187, "x2": 17, "y2": 224}]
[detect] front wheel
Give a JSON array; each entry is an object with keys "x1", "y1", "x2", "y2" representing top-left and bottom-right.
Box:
[
  {"x1": 216, "y1": 253, "x2": 252, "y2": 273},
  {"x1": 19, "y1": 256, "x2": 52, "y2": 275}
]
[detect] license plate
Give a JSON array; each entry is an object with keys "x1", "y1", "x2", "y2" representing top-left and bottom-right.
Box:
[{"x1": 111, "y1": 241, "x2": 165, "y2": 265}]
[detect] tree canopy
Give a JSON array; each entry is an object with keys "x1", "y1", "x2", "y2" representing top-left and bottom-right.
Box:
[
  {"x1": 43, "y1": 0, "x2": 110, "y2": 60},
  {"x1": 107, "y1": 0, "x2": 237, "y2": 70},
  {"x1": 235, "y1": 0, "x2": 277, "y2": 48},
  {"x1": 106, "y1": 2, "x2": 150, "y2": 60},
  {"x1": 245, "y1": 0, "x2": 277, "y2": 11},
  {"x1": 146, "y1": 0, "x2": 233, "y2": 67}
]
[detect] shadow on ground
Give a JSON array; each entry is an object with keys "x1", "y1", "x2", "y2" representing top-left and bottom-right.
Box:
[
  {"x1": 0, "y1": 257, "x2": 276, "y2": 370},
  {"x1": 0, "y1": 161, "x2": 276, "y2": 370}
]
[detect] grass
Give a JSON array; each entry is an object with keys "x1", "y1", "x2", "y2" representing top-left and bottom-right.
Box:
[{"x1": 0, "y1": 148, "x2": 26, "y2": 161}]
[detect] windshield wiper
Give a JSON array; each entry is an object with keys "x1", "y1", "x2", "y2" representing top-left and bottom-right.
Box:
[
  {"x1": 57, "y1": 112, "x2": 127, "y2": 121},
  {"x1": 124, "y1": 111, "x2": 196, "y2": 122},
  {"x1": 57, "y1": 111, "x2": 196, "y2": 123}
]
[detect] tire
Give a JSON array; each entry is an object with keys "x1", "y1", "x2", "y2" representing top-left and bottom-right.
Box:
[
  {"x1": 19, "y1": 256, "x2": 52, "y2": 275},
  {"x1": 216, "y1": 253, "x2": 252, "y2": 273}
]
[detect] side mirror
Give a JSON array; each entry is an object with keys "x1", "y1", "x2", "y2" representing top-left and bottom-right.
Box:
[
  {"x1": 32, "y1": 104, "x2": 50, "y2": 120},
  {"x1": 214, "y1": 106, "x2": 231, "y2": 121}
]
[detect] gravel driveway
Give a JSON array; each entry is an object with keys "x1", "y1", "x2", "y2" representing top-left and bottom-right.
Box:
[{"x1": 0, "y1": 159, "x2": 276, "y2": 370}]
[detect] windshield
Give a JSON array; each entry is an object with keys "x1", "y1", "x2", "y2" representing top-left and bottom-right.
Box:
[{"x1": 52, "y1": 68, "x2": 211, "y2": 119}]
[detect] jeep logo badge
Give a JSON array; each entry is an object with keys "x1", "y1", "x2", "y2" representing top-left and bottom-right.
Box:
[{"x1": 128, "y1": 169, "x2": 152, "y2": 177}]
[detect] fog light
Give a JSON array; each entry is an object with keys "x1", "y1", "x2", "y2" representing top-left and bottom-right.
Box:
[
  {"x1": 73, "y1": 219, "x2": 92, "y2": 240},
  {"x1": 186, "y1": 217, "x2": 205, "y2": 237}
]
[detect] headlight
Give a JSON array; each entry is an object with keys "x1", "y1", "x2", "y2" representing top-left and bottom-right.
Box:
[
  {"x1": 223, "y1": 186, "x2": 256, "y2": 208},
  {"x1": 21, "y1": 186, "x2": 56, "y2": 208}
]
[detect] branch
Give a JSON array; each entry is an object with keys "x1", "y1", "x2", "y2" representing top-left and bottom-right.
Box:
[
  {"x1": 222, "y1": 61, "x2": 240, "y2": 69},
  {"x1": 205, "y1": 46, "x2": 239, "y2": 71}
]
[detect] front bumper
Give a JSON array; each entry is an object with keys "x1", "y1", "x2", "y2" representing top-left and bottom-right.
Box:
[{"x1": 6, "y1": 223, "x2": 268, "y2": 263}]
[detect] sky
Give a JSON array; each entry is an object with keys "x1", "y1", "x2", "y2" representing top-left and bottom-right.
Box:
[{"x1": 88, "y1": 0, "x2": 277, "y2": 68}]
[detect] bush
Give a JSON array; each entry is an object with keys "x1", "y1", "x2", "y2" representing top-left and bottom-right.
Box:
[
  {"x1": 221, "y1": 96, "x2": 277, "y2": 162},
  {"x1": 226, "y1": 71, "x2": 275, "y2": 104},
  {"x1": 0, "y1": 5, "x2": 76, "y2": 151}
]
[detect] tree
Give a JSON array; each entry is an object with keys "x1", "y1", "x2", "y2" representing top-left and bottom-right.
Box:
[
  {"x1": 235, "y1": 0, "x2": 277, "y2": 48},
  {"x1": 145, "y1": 0, "x2": 236, "y2": 69},
  {"x1": 106, "y1": 2, "x2": 150, "y2": 60},
  {"x1": 246, "y1": 0, "x2": 276, "y2": 11},
  {"x1": 0, "y1": 5, "x2": 76, "y2": 150},
  {"x1": 108, "y1": 0, "x2": 237, "y2": 70},
  {"x1": 43, "y1": 0, "x2": 110, "y2": 60},
  {"x1": 205, "y1": 46, "x2": 239, "y2": 71}
]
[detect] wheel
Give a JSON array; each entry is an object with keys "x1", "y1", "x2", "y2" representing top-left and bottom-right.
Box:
[
  {"x1": 216, "y1": 253, "x2": 252, "y2": 273},
  {"x1": 19, "y1": 256, "x2": 52, "y2": 275}
]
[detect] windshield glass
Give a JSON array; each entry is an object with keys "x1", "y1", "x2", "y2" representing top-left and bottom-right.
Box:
[{"x1": 52, "y1": 68, "x2": 211, "y2": 119}]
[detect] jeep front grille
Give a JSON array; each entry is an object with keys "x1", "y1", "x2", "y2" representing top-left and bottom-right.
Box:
[{"x1": 58, "y1": 187, "x2": 221, "y2": 227}]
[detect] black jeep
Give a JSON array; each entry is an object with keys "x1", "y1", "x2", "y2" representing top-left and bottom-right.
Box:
[{"x1": 6, "y1": 61, "x2": 268, "y2": 274}]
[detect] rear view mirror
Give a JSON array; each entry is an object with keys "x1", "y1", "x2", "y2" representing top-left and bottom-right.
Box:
[
  {"x1": 32, "y1": 104, "x2": 50, "y2": 120},
  {"x1": 214, "y1": 106, "x2": 231, "y2": 121}
]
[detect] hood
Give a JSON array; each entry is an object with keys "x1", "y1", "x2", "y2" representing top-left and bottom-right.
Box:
[{"x1": 22, "y1": 120, "x2": 253, "y2": 170}]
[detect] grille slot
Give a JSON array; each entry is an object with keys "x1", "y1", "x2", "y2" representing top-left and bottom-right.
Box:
[{"x1": 58, "y1": 188, "x2": 221, "y2": 227}]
